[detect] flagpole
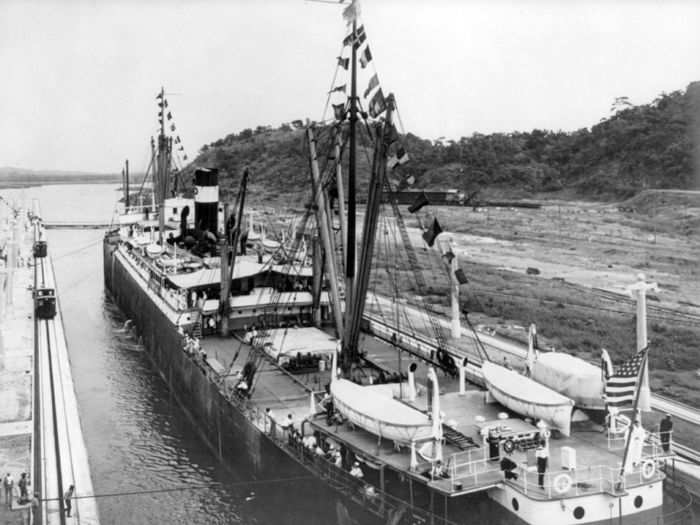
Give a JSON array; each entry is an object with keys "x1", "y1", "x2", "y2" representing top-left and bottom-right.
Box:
[{"x1": 618, "y1": 349, "x2": 648, "y2": 481}]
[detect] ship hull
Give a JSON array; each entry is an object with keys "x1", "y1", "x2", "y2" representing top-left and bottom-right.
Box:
[
  {"x1": 102, "y1": 236, "x2": 375, "y2": 523},
  {"x1": 102, "y1": 234, "x2": 676, "y2": 525}
]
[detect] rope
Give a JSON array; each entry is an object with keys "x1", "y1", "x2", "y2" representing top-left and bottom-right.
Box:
[
  {"x1": 321, "y1": 43, "x2": 347, "y2": 122},
  {"x1": 37, "y1": 475, "x2": 316, "y2": 502}
]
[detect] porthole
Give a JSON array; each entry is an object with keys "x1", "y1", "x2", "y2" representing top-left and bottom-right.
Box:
[
  {"x1": 634, "y1": 496, "x2": 643, "y2": 508},
  {"x1": 573, "y1": 506, "x2": 585, "y2": 520},
  {"x1": 511, "y1": 498, "x2": 519, "y2": 511}
]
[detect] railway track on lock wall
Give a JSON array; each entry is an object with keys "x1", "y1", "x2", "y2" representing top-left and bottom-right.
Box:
[
  {"x1": 586, "y1": 287, "x2": 700, "y2": 325},
  {"x1": 35, "y1": 252, "x2": 68, "y2": 521}
]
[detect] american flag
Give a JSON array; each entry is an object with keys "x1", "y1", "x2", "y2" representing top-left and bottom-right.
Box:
[{"x1": 604, "y1": 348, "x2": 648, "y2": 408}]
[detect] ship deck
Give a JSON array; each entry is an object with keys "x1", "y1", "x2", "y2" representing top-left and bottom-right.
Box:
[
  {"x1": 199, "y1": 326, "x2": 660, "y2": 501},
  {"x1": 200, "y1": 329, "x2": 469, "y2": 429}
]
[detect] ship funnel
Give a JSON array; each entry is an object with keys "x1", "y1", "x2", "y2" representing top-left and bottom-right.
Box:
[{"x1": 194, "y1": 168, "x2": 219, "y2": 234}]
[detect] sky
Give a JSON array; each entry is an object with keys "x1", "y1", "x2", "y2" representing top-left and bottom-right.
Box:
[{"x1": 1, "y1": 0, "x2": 699, "y2": 173}]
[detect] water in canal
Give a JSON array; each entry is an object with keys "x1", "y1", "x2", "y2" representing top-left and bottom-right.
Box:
[{"x1": 21, "y1": 184, "x2": 334, "y2": 524}]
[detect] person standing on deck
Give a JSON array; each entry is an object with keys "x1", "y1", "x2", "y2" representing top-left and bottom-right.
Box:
[
  {"x1": 3, "y1": 473, "x2": 13, "y2": 507},
  {"x1": 350, "y1": 461, "x2": 364, "y2": 479},
  {"x1": 18, "y1": 473, "x2": 28, "y2": 503},
  {"x1": 659, "y1": 414, "x2": 673, "y2": 453},
  {"x1": 64, "y1": 485, "x2": 74, "y2": 517},
  {"x1": 536, "y1": 441, "x2": 548, "y2": 489},
  {"x1": 282, "y1": 414, "x2": 295, "y2": 443},
  {"x1": 627, "y1": 420, "x2": 646, "y2": 468}
]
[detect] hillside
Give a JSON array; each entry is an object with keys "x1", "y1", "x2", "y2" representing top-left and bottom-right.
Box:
[{"x1": 188, "y1": 81, "x2": 700, "y2": 203}]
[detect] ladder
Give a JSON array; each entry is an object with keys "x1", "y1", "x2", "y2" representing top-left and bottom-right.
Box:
[
  {"x1": 442, "y1": 424, "x2": 479, "y2": 450},
  {"x1": 192, "y1": 318, "x2": 202, "y2": 339}
]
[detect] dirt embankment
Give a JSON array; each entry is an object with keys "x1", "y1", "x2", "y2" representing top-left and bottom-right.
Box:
[{"x1": 403, "y1": 191, "x2": 700, "y2": 407}]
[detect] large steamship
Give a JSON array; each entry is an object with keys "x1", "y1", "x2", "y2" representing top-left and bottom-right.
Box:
[{"x1": 103, "y1": 4, "x2": 680, "y2": 524}]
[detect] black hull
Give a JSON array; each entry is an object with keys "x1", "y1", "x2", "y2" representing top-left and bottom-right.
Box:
[
  {"x1": 102, "y1": 236, "x2": 392, "y2": 524},
  {"x1": 102, "y1": 235, "x2": 529, "y2": 525}
]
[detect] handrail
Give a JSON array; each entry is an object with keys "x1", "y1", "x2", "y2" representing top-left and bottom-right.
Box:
[
  {"x1": 449, "y1": 448, "x2": 666, "y2": 499},
  {"x1": 274, "y1": 423, "x2": 463, "y2": 525}
]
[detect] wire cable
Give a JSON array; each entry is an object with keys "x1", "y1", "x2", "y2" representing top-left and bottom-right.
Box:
[{"x1": 37, "y1": 475, "x2": 317, "y2": 502}]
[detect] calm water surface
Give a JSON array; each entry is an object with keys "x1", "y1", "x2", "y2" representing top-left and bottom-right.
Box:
[{"x1": 5, "y1": 185, "x2": 333, "y2": 525}]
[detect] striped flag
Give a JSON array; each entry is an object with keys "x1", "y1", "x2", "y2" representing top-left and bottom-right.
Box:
[
  {"x1": 363, "y1": 73, "x2": 379, "y2": 99},
  {"x1": 359, "y1": 46, "x2": 373, "y2": 68},
  {"x1": 604, "y1": 347, "x2": 648, "y2": 408},
  {"x1": 337, "y1": 56, "x2": 349, "y2": 70},
  {"x1": 368, "y1": 88, "x2": 386, "y2": 118},
  {"x1": 342, "y1": 25, "x2": 365, "y2": 47}
]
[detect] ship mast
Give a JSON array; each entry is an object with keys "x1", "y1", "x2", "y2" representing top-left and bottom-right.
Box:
[
  {"x1": 345, "y1": 18, "x2": 358, "y2": 331},
  {"x1": 345, "y1": 95, "x2": 395, "y2": 357},
  {"x1": 156, "y1": 86, "x2": 169, "y2": 244},
  {"x1": 340, "y1": 19, "x2": 360, "y2": 368},
  {"x1": 220, "y1": 169, "x2": 249, "y2": 336}
]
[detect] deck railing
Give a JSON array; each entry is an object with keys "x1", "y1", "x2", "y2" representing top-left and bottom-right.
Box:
[
  {"x1": 448, "y1": 450, "x2": 507, "y2": 491},
  {"x1": 448, "y1": 445, "x2": 666, "y2": 499},
  {"x1": 280, "y1": 429, "x2": 463, "y2": 525},
  {"x1": 510, "y1": 457, "x2": 664, "y2": 500}
]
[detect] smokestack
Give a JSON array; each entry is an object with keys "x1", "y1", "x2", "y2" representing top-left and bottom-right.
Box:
[{"x1": 194, "y1": 168, "x2": 219, "y2": 234}]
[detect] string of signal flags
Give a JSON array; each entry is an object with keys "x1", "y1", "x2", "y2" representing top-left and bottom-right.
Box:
[
  {"x1": 156, "y1": 91, "x2": 189, "y2": 164},
  {"x1": 326, "y1": 0, "x2": 468, "y2": 287}
]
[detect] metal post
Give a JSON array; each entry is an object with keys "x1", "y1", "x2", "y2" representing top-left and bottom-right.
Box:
[
  {"x1": 626, "y1": 273, "x2": 657, "y2": 417},
  {"x1": 379, "y1": 465, "x2": 385, "y2": 514},
  {"x1": 312, "y1": 235, "x2": 322, "y2": 327},
  {"x1": 449, "y1": 240, "x2": 460, "y2": 339},
  {"x1": 219, "y1": 203, "x2": 231, "y2": 336}
]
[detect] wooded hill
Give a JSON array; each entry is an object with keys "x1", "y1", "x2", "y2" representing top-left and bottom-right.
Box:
[{"x1": 189, "y1": 81, "x2": 700, "y2": 203}]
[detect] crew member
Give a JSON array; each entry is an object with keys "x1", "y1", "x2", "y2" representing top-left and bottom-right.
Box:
[
  {"x1": 500, "y1": 456, "x2": 518, "y2": 480},
  {"x1": 18, "y1": 473, "x2": 28, "y2": 504},
  {"x1": 2, "y1": 473, "x2": 12, "y2": 508},
  {"x1": 64, "y1": 485, "x2": 75, "y2": 518},
  {"x1": 628, "y1": 420, "x2": 646, "y2": 468},
  {"x1": 487, "y1": 428, "x2": 501, "y2": 461},
  {"x1": 659, "y1": 414, "x2": 673, "y2": 453},
  {"x1": 536, "y1": 441, "x2": 548, "y2": 488},
  {"x1": 431, "y1": 460, "x2": 447, "y2": 480},
  {"x1": 350, "y1": 461, "x2": 364, "y2": 479}
]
